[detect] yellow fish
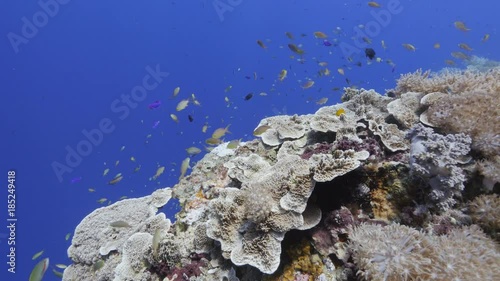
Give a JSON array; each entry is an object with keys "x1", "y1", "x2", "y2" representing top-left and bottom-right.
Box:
[
  {"x1": 29, "y1": 257, "x2": 49, "y2": 281},
  {"x1": 451, "y1": 51, "x2": 470, "y2": 60},
  {"x1": 482, "y1": 34, "x2": 490, "y2": 43},
  {"x1": 402, "y1": 43, "x2": 416, "y2": 51},
  {"x1": 172, "y1": 86, "x2": 180, "y2": 97},
  {"x1": 278, "y1": 69, "x2": 287, "y2": 81},
  {"x1": 32, "y1": 250, "x2": 44, "y2": 260},
  {"x1": 458, "y1": 43, "x2": 473, "y2": 51},
  {"x1": 103, "y1": 168, "x2": 109, "y2": 176},
  {"x1": 288, "y1": 43, "x2": 304, "y2": 55},
  {"x1": 153, "y1": 166, "x2": 165, "y2": 180},
  {"x1": 108, "y1": 175, "x2": 123, "y2": 185},
  {"x1": 444, "y1": 60, "x2": 455, "y2": 66},
  {"x1": 313, "y1": 31, "x2": 328, "y2": 38},
  {"x1": 191, "y1": 93, "x2": 201, "y2": 106},
  {"x1": 205, "y1": 138, "x2": 222, "y2": 145},
  {"x1": 454, "y1": 21, "x2": 470, "y2": 32},
  {"x1": 336, "y1": 108, "x2": 345, "y2": 116},
  {"x1": 433, "y1": 42, "x2": 440, "y2": 49},
  {"x1": 302, "y1": 80, "x2": 315, "y2": 89},
  {"x1": 320, "y1": 68, "x2": 330, "y2": 76},
  {"x1": 337, "y1": 68, "x2": 345, "y2": 75},
  {"x1": 179, "y1": 158, "x2": 190, "y2": 180},
  {"x1": 226, "y1": 139, "x2": 241, "y2": 149},
  {"x1": 170, "y1": 114, "x2": 179, "y2": 123},
  {"x1": 212, "y1": 124, "x2": 231, "y2": 139},
  {"x1": 176, "y1": 99, "x2": 189, "y2": 111},
  {"x1": 186, "y1": 147, "x2": 202, "y2": 155},
  {"x1": 253, "y1": 125, "x2": 271, "y2": 136},
  {"x1": 316, "y1": 97, "x2": 328, "y2": 105},
  {"x1": 368, "y1": 1, "x2": 381, "y2": 8}
]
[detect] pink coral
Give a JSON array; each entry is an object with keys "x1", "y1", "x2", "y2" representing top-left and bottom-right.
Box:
[{"x1": 301, "y1": 142, "x2": 334, "y2": 160}]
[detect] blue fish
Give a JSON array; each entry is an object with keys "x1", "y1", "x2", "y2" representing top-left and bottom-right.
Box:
[
  {"x1": 323, "y1": 40, "x2": 332, "y2": 46},
  {"x1": 152, "y1": 120, "x2": 160, "y2": 129},
  {"x1": 148, "y1": 100, "x2": 161, "y2": 109},
  {"x1": 70, "y1": 177, "x2": 82, "y2": 184}
]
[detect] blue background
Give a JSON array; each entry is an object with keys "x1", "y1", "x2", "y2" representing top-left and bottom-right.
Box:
[{"x1": 0, "y1": 0, "x2": 498, "y2": 280}]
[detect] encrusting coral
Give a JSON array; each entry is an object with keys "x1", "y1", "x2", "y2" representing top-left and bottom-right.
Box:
[{"x1": 62, "y1": 68, "x2": 500, "y2": 281}]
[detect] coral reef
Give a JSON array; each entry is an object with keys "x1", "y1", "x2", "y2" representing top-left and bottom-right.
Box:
[{"x1": 63, "y1": 69, "x2": 500, "y2": 281}]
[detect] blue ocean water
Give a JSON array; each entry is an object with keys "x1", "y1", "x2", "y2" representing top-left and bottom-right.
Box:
[{"x1": 0, "y1": 1, "x2": 498, "y2": 280}]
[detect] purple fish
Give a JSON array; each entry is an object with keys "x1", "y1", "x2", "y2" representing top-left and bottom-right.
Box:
[
  {"x1": 71, "y1": 176, "x2": 82, "y2": 184},
  {"x1": 148, "y1": 100, "x2": 161, "y2": 109},
  {"x1": 323, "y1": 40, "x2": 332, "y2": 46},
  {"x1": 152, "y1": 120, "x2": 160, "y2": 129}
]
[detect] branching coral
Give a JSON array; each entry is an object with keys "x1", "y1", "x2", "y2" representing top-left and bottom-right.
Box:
[{"x1": 406, "y1": 124, "x2": 471, "y2": 211}]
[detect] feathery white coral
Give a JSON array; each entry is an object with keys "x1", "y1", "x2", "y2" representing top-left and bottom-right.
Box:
[
  {"x1": 468, "y1": 194, "x2": 500, "y2": 234},
  {"x1": 349, "y1": 224, "x2": 500, "y2": 281},
  {"x1": 349, "y1": 223, "x2": 431, "y2": 281}
]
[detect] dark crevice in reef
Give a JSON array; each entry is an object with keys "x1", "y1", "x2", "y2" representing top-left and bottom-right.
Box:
[
  {"x1": 312, "y1": 170, "x2": 365, "y2": 213},
  {"x1": 306, "y1": 131, "x2": 336, "y2": 145}
]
